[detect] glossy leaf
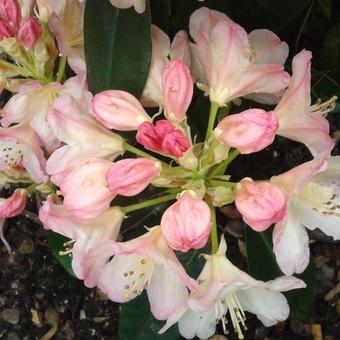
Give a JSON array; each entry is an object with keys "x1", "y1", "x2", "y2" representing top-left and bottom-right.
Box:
[
  {"x1": 319, "y1": 23, "x2": 340, "y2": 80},
  {"x1": 317, "y1": 0, "x2": 332, "y2": 19},
  {"x1": 245, "y1": 226, "x2": 316, "y2": 319},
  {"x1": 84, "y1": 0, "x2": 152, "y2": 96},
  {"x1": 119, "y1": 292, "x2": 180, "y2": 340}
]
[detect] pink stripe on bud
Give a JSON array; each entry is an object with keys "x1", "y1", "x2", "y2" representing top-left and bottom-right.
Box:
[
  {"x1": 235, "y1": 178, "x2": 287, "y2": 231},
  {"x1": 161, "y1": 191, "x2": 211, "y2": 252},
  {"x1": 92, "y1": 90, "x2": 151, "y2": 131},
  {"x1": 163, "y1": 59, "x2": 193, "y2": 122},
  {"x1": 0, "y1": 0, "x2": 21, "y2": 29}
]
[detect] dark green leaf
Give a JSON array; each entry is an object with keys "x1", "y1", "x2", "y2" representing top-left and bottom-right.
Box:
[
  {"x1": 245, "y1": 226, "x2": 316, "y2": 318},
  {"x1": 84, "y1": 0, "x2": 152, "y2": 96},
  {"x1": 317, "y1": 0, "x2": 332, "y2": 19},
  {"x1": 119, "y1": 292, "x2": 180, "y2": 340},
  {"x1": 319, "y1": 23, "x2": 340, "y2": 80},
  {"x1": 47, "y1": 230, "x2": 75, "y2": 277}
]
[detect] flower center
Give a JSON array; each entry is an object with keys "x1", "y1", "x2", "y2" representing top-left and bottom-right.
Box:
[
  {"x1": 0, "y1": 141, "x2": 24, "y2": 170},
  {"x1": 217, "y1": 292, "x2": 247, "y2": 339},
  {"x1": 121, "y1": 255, "x2": 154, "y2": 300}
]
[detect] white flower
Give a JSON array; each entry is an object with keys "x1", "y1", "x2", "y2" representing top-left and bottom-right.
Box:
[{"x1": 159, "y1": 236, "x2": 306, "y2": 339}]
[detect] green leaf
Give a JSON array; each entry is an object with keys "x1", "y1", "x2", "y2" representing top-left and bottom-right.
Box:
[
  {"x1": 84, "y1": 0, "x2": 152, "y2": 95},
  {"x1": 47, "y1": 230, "x2": 75, "y2": 277},
  {"x1": 319, "y1": 23, "x2": 340, "y2": 80},
  {"x1": 245, "y1": 226, "x2": 316, "y2": 318},
  {"x1": 119, "y1": 293, "x2": 180, "y2": 340}
]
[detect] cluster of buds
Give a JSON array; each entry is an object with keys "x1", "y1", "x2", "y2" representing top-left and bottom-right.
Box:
[{"x1": 0, "y1": 2, "x2": 339, "y2": 339}]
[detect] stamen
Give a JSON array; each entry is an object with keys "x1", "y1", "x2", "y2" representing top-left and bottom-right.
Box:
[{"x1": 310, "y1": 96, "x2": 337, "y2": 116}]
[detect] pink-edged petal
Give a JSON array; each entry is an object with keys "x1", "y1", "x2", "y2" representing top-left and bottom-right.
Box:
[
  {"x1": 273, "y1": 204, "x2": 310, "y2": 276},
  {"x1": 275, "y1": 50, "x2": 333, "y2": 156},
  {"x1": 140, "y1": 25, "x2": 170, "y2": 107},
  {"x1": 147, "y1": 263, "x2": 188, "y2": 320},
  {"x1": 39, "y1": 197, "x2": 123, "y2": 279},
  {"x1": 170, "y1": 31, "x2": 191, "y2": 66},
  {"x1": 271, "y1": 154, "x2": 328, "y2": 197}
]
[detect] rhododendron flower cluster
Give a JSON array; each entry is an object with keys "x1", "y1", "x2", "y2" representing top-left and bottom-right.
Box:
[{"x1": 0, "y1": 1, "x2": 338, "y2": 339}]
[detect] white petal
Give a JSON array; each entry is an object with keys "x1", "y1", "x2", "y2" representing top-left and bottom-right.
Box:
[
  {"x1": 98, "y1": 253, "x2": 154, "y2": 303},
  {"x1": 178, "y1": 305, "x2": 219, "y2": 340},
  {"x1": 147, "y1": 264, "x2": 188, "y2": 320},
  {"x1": 273, "y1": 204, "x2": 310, "y2": 276},
  {"x1": 237, "y1": 287, "x2": 289, "y2": 327},
  {"x1": 294, "y1": 197, "x2": 340, "y2": 240}
]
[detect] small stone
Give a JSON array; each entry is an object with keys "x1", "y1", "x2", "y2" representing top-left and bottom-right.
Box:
[
  {"x1": 79, "y1": 309, "x2": 86, "y2": 320},
  {"x1": 1, "y1": 308, "x2": 20, "y2": 325},
  {"x1": 6, "y1": 332, "x2": 19, "y2": 340},
  {"x1": 0, "y1": 296, "x2": 5, "y2": 307},
  {"x1": 18, "y1": 239, "x2": 34, "y2": 254}
]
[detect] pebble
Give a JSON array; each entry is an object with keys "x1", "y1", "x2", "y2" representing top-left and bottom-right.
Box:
[
  {"x1": 1, "y1": 308, "x2": 20, "y2": 325},
  {"x1": 18, "y1": 239, "x2": 34, "y2": 254}
]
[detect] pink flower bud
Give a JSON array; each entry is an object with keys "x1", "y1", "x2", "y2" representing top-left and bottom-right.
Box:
[
  {"x1": 91, "y1": 90, "x2": 151, "y2": 131},
  {"x1": 161, "y1": 191, "x2": 211, "y2": 252},
  {"x1": 60, "y1": 158, "x2": 116, "y2": 219},
  {"x1": 162, "y1": 129, "x2": 190, "y2": 158},
  {"x1": 235, "y1": 179, "x2": 287, "y2": 231},
  {"x1": 0, "y1": 0, "x2": 21, "y2": 29},
  {"x1": 18, "y1": 17, "x2": 42, "y2": 49},
  {"x1": 162, "y1": 59, "x2": 193, "y2": 122},
  {"x1": 215, "y1": 109, "x2": 279, "y2": 154},
  {"x1": 107, "y1": 158, "x2": 161, "y2": 196},
  {"x1": 136, "y1": 121, "x2": 163, "y2": 152},
  {"x1": 18, "y1": 17, "x2": 42, "y2": 48},
  {"x1": 0, "y1": 188, "x2": 27, "y2": 218},
  {"x1": 0, "y1": 19, "x2": 13, "y2": 40}
]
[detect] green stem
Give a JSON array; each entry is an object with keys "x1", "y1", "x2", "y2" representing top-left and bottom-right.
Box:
[
  {"x1": 56, "y1": 56, "x2": 67, "y2": 82},
  {"x1": 26, "y1": 183, "x2": 38, "y2": 193},
  {"x1": 121, "y1": 193, "x2": 177, "y2": 214},
  {"x1": 123, "y1": 142, "x2": 157, "y2": 159},
  {"x1": 123, "y1": 142, "x2": 173, "y2": 170},
  {"x1": 205, "y1": 101, "x2": 219, "y2": 142},
  {"x1": 210, "y1": 207, "x2": 218, "y2": 253},
  {"x1": 209, "y1": 149, "x2": 240, "y2": 178}
]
